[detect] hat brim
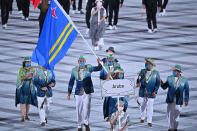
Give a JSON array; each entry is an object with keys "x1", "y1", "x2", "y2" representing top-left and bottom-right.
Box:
[
  {"x1": 106, "y1": 49, "x2": 115, "y2": 53},
  {"x1": 145, "y1": 59, "x2": 155, "y2": 66},
  {"x1": 174, "y1": 68, "x2": 182, "y2": 72}
]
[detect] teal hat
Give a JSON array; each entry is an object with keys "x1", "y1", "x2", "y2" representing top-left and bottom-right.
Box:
[
  {"x1": 174, "y1": 64, "x2": 182, "y2": 72},
  {"x1": 24, "y1": 56, "x2": 31, "y2": 62},
  {"x1": 78, "y1": 55, "x2": 85, "y2": 60},
  {"x1": 145, "y1": 57, "x2": 155, "y2": 66}
]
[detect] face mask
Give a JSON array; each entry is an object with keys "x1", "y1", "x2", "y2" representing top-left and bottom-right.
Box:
[
  {"x1": 25, "y1": 63, "x2": 31, "y2": 67},
  {"x1": 108, "y1": 62, "x2": 113, "y2": 66},
  {"x1": 79, "y1": 62, "x2": 85, "y2": 67},
  {"x1": 172, "y1": 71, "x2": 178, "y2": 77},
  {"x1": 107, "y1": 53, "x2": 114, "y2": 56},
  {"x1": 119, "y1": 107, "x2": 124, "y2": 111},
  {"x1": 118, "y1": 74, "x2": 123, "y2": 79},
  {"x1": 97, "y1": 2, "x2": 102, "y2": 8},
  {"x1": 145, "y1": 63, "x2": 150, "y2": 69}
]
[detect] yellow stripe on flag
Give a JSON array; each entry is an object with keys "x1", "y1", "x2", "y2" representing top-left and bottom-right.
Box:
[
  {"x1": 49, "y1": 22, "x2": 71, "y2": 56},
  {"x1": 49, "y1": 26, "x2": 74, "y2": 64}
]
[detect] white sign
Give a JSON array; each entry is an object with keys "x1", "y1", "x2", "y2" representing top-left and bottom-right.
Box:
[{"x1": 101, "y1": 79, "x2": 135, "y2": 97}]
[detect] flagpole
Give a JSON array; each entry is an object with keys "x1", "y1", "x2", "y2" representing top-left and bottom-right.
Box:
[
  {"x1": 56, "y1": 0, "x2": 113, "y2": 79},
  {"x1": 78, "y1": 31, "x2": 113, "y2": 80}
]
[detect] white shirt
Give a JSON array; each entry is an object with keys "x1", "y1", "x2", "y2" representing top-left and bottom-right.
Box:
[{"x1": 146, "y1": 70, "x2": 152, "y2": 79}]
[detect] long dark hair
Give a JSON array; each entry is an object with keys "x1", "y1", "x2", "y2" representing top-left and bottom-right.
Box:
[{"x1": 23, "y1": 61, "x2": 26, "y2": 68}]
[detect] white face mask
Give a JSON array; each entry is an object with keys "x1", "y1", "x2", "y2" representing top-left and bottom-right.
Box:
[
  {"x1": 97, "y1": 2, "x2": 102, "y2": 8},
  {"x1": 119, "y1": 107, "x2": 124, "y2": 111}
]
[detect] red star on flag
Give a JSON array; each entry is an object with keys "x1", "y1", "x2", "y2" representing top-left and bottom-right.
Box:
[{"x1": 52, "y1": 8, "x2": 57, "y2": 19}]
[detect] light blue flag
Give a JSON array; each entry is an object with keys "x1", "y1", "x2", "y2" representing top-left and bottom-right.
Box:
[{"x1": 31, "y1": 0, "x2": 78, "y2": 77}]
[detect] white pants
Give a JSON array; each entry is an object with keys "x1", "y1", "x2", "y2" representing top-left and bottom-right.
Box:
[
  {"x1": 167, "y1": 103, "x2": 182, "y2": 130},
  {"x1": 37, "y1": 96, "x2": 52, "y2": 123},
  {"x1": 138, "y1": 97, "x2": 154, "y2": 123},
  {"x1": 75, "y1": 93, "x2": 91, "y2": 128}
]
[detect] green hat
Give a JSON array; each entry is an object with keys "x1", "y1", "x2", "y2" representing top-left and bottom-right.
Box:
[
  {"x1": 78, "y1": 55, "x2": 85, "y2": 60},
  {"x1": 174, "y1": 64, "x2": 182, "y2": 72},
  {"x1": 24, "y1": 56, "x2": 31, "y2": 62},
  {"x1": 145, "y1": 57, "x2": 155, "y2": 66},
  {"x1": 114, "y1": 68, "x2": 124, "y2": 73}
]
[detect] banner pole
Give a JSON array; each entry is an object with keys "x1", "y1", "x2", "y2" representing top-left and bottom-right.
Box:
[{"x1": 78, "y1": 31, "x2": 113, "y2": 80}]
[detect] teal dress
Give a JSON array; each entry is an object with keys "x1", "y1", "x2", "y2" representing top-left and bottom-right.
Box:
[{"x1": 15, "y1": 67, "x2": 38, "y2": 107}]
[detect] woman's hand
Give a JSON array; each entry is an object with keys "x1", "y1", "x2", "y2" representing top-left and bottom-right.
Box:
[
  {"x1": 49, "y1": 83, "x2": 55, "y2": 87},
  {"x1": 41, "y1": 87, "x2": 47, "y2": 91}
]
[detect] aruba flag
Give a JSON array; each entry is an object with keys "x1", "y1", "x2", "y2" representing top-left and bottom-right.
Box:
[{"x1": 31, "y1": 0, "x2": 78, "y2": 76}]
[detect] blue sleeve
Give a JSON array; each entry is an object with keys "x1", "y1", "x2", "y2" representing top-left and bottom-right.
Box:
[
  {"x1": 100, "y1": 68, "x2": 107, "y2": 80},
  {"x1": 154, "y1": 72, "x2": 160, "y2": 94},
  {"x1": 68, "y1": 71, "x2": 75, "y2": 94},
  {"x1": 184, "y1": 80, "x2": 189, "y2": 102},
  {"x1": 91, "y1": 65, "x2": 102, "y2": 72}
]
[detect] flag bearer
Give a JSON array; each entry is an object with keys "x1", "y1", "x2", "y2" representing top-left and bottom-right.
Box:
[{"x1": 67, "y1": 56, "x2": 101, "y2": 131}]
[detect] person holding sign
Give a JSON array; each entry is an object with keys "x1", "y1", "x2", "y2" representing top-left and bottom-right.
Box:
[
  {"x1": 107, "y1": 68, "x2": 128, "y2": 131},
  {"x1": 100, "y1": 56, "x2": 121, "y2": 121},
  {"x1": 160, "y1": 64, "x2": 189, "y2": 131},
  {"x1": 110, "y1": 100, "x2": 130, "y2": 131},
  {"x1": 136, "y1": 58, "x2": 160, "y2": 127},
  {"x1": 67, "y1": 56, "x2": 101, "y2": 131}
]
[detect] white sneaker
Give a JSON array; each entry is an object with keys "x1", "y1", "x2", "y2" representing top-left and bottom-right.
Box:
[
  {"x1": 76, "y1": 10, "x2": 80, "y2": 14},
  {"x1": 148, "y1": 29, "x2": 153, "y2": 33},
  {"x1": 162, "y1": 9, "x2": 166, "y2": 15},
  {"x1": 94, "y1": 46, "x2": 99, "y2": 51},
  {"x1": 108, "y1": 25, "x2": 113, "y2": 30},
  {"x1": 2, "y1": 24, "x2": 7, "y2": 29},
  {"x1": 86, "y1": 28, "x2": 89, "y2": 36},
  {"x1": 25, "y1": 17, "x2": 29, "y2": 21},
  {"x1": 72, "y1": 10, "x2": 76, "y2": 14},
  {"x1": 80, "y1": 10, "x2": 84, "y2": 14},
  {"x1": 18, "y1": 10, "x2": 22, "y2": 14},
  {"x1": 21, "y1": 16, "x2": 25, "y2": 20},
  {"x1": 153, "y1": 28, "x2": 158, "y2": 33},
  {"x1": 159, "y1": 12, "x2": 163, "y2": 16},
  {"x1": 113, "y1": 25, "x2": 117, "y2": 30},
  {"x1": 98, "y1": 38, "x2": 104, "y2": 46}
]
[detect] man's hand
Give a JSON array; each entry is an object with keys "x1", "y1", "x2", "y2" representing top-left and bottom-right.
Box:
[
  {"x1": 142, "y1": 4, "x2": 146, "y2": 9},
  {"x1": 159, "y1": 78, "x2": 163, "y2": 84},
  {"x1": 158, "y1": 7, "x2": 162, "y2": 12},
  {"x1": 185, "y1": 102, "x2": 188, "y2": 106},
  {"x1": 119, "y1": 4, "x2": 123, "y2": 8},
  {"x1": 152, "y1": 92, "x2": 156, "y2": 96},
  {"x1": 41, "y1": 87, "x2": 47, "y2": 91},
  {"x1": 137, "y1": 83, "x2": 141, "y2": 87},
  {"x1": 67, "y1": 94, "x2": 71, "y2": 100},
  {"x1": 49, "y1": 83, "x2": 55, "y2": 87},
  {"x1": 71, "y1": 0, "x2": 74, "y2": 5},
  {"x1": 28, "y1": 72, "x2": 33, "y2": 78},
  {"x1": 97, "y1": 57, "x2": 102, "y2": 65}
]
